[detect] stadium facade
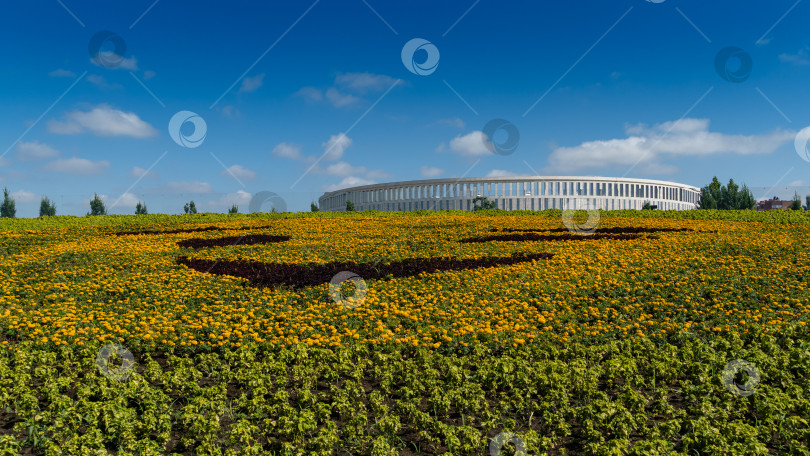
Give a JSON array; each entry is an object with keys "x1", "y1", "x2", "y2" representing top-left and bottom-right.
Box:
[{"x1": 318, "y1": 176, "x2": 701, "y2": 212}]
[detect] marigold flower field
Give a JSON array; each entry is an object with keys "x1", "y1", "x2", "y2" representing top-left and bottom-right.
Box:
[{"x1": 0, "y1": 209, "x2": 808, "y2": 455}]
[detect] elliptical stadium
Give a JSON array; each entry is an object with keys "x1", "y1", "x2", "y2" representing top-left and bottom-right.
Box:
[{"x1": 318, "y1": 176, "x2": 701, "y2": 212}]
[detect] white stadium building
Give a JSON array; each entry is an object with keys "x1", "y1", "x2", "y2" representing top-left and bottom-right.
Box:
[{"x1": 318, "y1": 176, "x2": 701, "y2": 212}]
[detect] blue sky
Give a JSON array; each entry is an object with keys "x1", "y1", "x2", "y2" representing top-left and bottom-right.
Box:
[{"x1": 1, "y1": 0, "x2": 809, "y2": 216}]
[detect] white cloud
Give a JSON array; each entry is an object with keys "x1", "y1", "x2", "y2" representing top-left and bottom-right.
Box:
[
  {"x1": 86, "y1": 74, "x2": 122, "y2": 90},
  {"x1": 779, "y1": 48, "x2": 810, "y2": 65},
  {"x1": 365, "y1": 169, "x2": 393, "y2": 179},
  {"x1": 43, "y1": 158, "x2": 110, "y2": 176},
  {"x1": 49, "y1": 69, "x2": 76, "y2": 78},
  {"x1": 48, "y1": 104, "x2": 158, "y2": 138},
  {"x1": 220, "y1": 105, "x2": 238, "y2": 117},
  {"x1": 294, "y1": 73, "x2": 402, "y2": 108},
  {"x1": 323, "y1": 176, "x2": 376, "y2": 192},
  {"x1": 324, "y1": 161, "x2": 366, "y2": 176},
  {"x1": 296, "y1": 73, "x2": 401, "y2": 109},
  {"x1": 91, "y1": 54, "x2": 138, "y2": 71},
  {"x1": 119, "y1": 57, "x2": 139, "y2": 70},
  {"x1": 16, "y1": 141, "x2": 60, "y2": 161},
  {"x1": 166, "y1": 181, "x2": 212, "y2": 194},
  {"x1": 221, "y1": 164, "x2": 257, "y2": 180},
  {"x1": 239, "y1": 73, "x2": 265, "y2": 93},
  {"x1": 325, "y1": 88, "x2": 360, "y2": 108},
  {"x1": 128, "y1": 166, "x2": 157, "y2": 179},
  {"x1": 295, "y1": 87, "x2": 323, "y2": 102},
  {"x1": 272, "y1": 142, "x2": 302, "y2": 159},
  {"x1": 334, "y1": 72, "x2": 401, "y2": 93},
  {"x1": 420, "y1": 166, "x2": 444, "y2": 178},
  {"x1": 787, "y1": 179, "x2": 807, "y2": 186},
  {"x1": 485, "y1": 169, "x2": 518, "y2": 177},
  {"x1": 546, "y1": 118, "x2": 794, "y2": 174},
  {"x1": 109, "y1": 192, "x2": 140, "y2": 209},
  {"x1": 11, "y1": 190, "x2": 38, "y2": 203},
  {"x1": 322, "y1": 133, "x2": 352, "y2": 161},
  {"x1": 635, "y1": 162, "x2": 680, "y2": 175},
  {"x1": 448, "y1": 131, "x2": 491, "y2": 157},
  {"x1": 436, "y1": 117, "x2": 466, "y2": 129},
  {"x1": 203, "y1": 190, "x2": 253, "y2": 210}
]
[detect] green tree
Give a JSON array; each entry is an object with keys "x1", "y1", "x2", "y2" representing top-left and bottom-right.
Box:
[
  {"x1": 135, "y1": 201, "x2": 147, "y2": 215},
  {"x1": 184, "y1": 201, "x2": 197, "y2": 214},
  {"x1": 310, "y1": 201, "x2": 319, "y2": 212},
  {"x1": 88, "y1": 193, "x2": 106, "y2": 216},
  {"x1": 698, "y1": 188, "x2": 716, "y2": 209},
  {"x1": 346, "y1": 200, "x2": 355, "y2": 212},
  {"x1": 721, "y1": 178, "x2": 740, "y2": 210},
  {"x1": 1, "y1": 188, "x2": 16, "y2": 218},
  {"x1": 642, "y1": 200, "x2": 652, "y2": 210},
  {"x1": 698, "y1": 177, "x2": 756, "y2": 210},
  {"x1": 806, "y1": 195, "x2": 810, "y2": 211},
  {"x1": 698, "y1": 177, "x2": 722, "y2": 209},
  {"x1": 39, "y1": 197, "x2": 56, "y2": 217},
  {"x1": 228, "y1": 204, "x2": 238, "y2": 214},
  {"x1": 790, "y1": 191, "x2": 802, "y2": 210},
  {"x1": 472, "y1": 195, "x2": 497, "y2": 210},
  {"x1": 738, "y1": 184, "x2": 756, "y2": 210}
]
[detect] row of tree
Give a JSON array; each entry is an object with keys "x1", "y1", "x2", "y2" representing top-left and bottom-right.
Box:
[
  {"x1": 699, "y1": 177, "x2": 809, "y2": 210},
  {"x1": 0, "y1": 188, "x2": 244, "y2": 217},
  {"x1": 1, "y1": 188, "x2": 57, "y2": 217}
]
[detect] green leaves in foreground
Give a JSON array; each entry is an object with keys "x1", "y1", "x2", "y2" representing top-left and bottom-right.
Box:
[{"x1": 0, "y1": 325, "x2": 808, "y2": 455}]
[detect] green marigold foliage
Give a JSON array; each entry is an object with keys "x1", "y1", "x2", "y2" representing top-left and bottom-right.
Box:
[
  {"x1": 0, "y1": 328, "x2": 807, "y2": 454},
  {"x1": 0, "y1": 210, "x2": 808, "y2": 454}
]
